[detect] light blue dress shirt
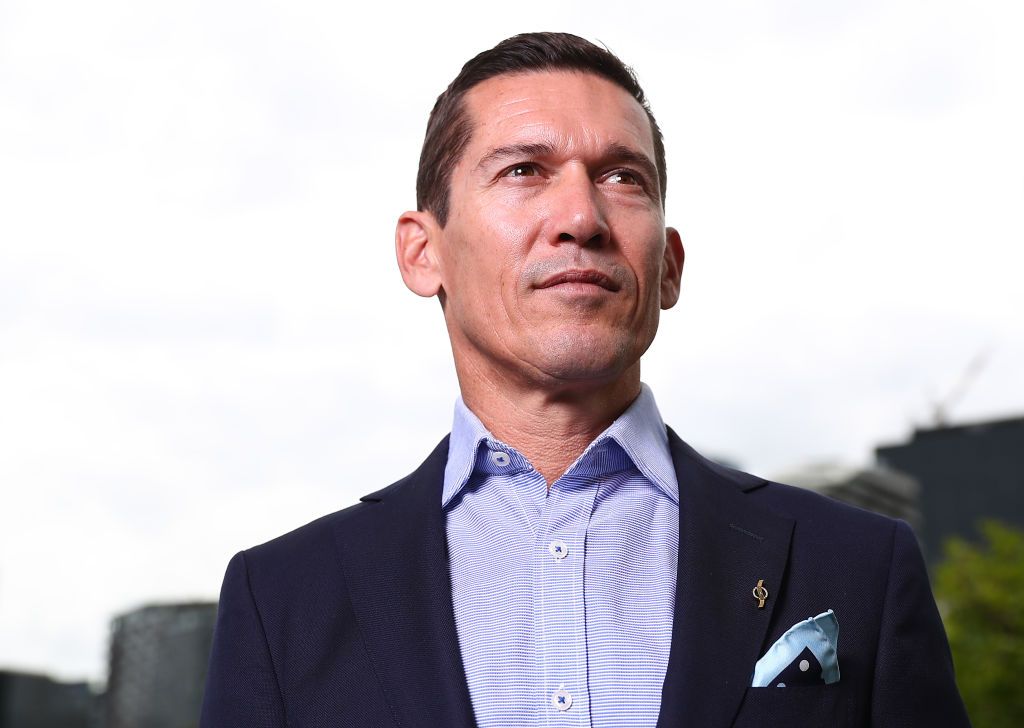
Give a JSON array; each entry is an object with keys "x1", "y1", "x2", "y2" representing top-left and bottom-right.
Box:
[{"x1": 443, "y1": 384, "x2": 680, "y2": 727}]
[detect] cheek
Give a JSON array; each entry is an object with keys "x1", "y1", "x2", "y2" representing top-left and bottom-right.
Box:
[
  {"x1": 622, "y1": 231, "x2": 668, "y2": 299},
  {"x1": 447, "y1": 211, "x2": 533, "y2": 326},
  {"x1": 477, "y1": 210, "x2": 535, "y2": 306}
]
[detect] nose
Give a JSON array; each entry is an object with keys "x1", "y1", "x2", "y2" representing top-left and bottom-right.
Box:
[{"x1": 549, "y1": 168, "x2": 610, "y2": 248}]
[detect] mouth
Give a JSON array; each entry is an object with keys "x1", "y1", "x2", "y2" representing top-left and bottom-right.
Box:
[{"x1": 535, "y1": 269, "x2": 621, "y2": 292}]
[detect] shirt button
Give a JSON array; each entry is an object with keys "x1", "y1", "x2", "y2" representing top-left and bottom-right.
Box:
[
  {"x1": 489, "y1": 451, "x2": 510, "y2": 467},
  {"x1": 548, "y1": 540, "x2": 569, "y2": 560},
  {"x1": 551, "y1": 687, "x2": 573, "y2": 711}
]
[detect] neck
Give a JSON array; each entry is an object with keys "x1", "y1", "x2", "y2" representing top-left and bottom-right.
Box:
[{"x1": 457, "y1": 363, "x2": 642, "y2": 486}]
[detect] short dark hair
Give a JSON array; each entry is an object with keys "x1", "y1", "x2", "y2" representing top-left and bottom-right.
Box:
[{"x1": 416, "y1": 32, "x2": 667, "y2": 227}]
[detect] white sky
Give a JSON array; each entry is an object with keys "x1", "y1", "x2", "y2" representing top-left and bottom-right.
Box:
[{"x1": 1, "y1": 0, "x2": 1022, "y2": 683}]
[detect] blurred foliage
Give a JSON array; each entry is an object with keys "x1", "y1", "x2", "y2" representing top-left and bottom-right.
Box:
[{"x1": 935, "y1": 520, "x2": 1024, "y2": 728}]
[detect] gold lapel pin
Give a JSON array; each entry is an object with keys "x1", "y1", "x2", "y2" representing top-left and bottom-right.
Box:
[{"x1": 753, "y1": 579, "x2": 769, "y2": 609}]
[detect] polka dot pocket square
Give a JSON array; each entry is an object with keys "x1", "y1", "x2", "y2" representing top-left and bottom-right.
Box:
[{"x1": 751, "y1": 610, "x2": 840, "y2": 687}]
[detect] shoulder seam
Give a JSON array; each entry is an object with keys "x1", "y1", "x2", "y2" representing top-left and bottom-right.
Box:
[
  {"x1": 868, "y1": 518, "x2": 900, "y2": 716},
  {"x1": 240, "y1": 549, "x2": 290, "y2": 725},
  {"x1": 332, "y1": 536, "x2": 405, "y2": 728}
]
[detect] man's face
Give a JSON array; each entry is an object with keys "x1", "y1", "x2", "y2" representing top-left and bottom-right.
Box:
[{"x1": 417, "y1": 70, "x2": 683, "y2": 389}]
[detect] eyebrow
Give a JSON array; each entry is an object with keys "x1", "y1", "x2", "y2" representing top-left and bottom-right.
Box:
[
  {"x1": 474, "y1": 141, "x2": 659, "y2": 188},
  {"x1": 474, "y1": 142, "x2": 558, "y2": 173}
]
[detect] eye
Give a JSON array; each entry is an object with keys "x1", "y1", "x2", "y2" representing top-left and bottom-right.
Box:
[
  {"x1": 503, "y1": 163, "x2": 540, "y2": 178},
  {"x1": 605, "y1": 169, "x2": 642, "y2": 186}
]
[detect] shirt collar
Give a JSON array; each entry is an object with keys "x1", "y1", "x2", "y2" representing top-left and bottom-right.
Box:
[
  {"x1": 441, "y1": 398, "x2": 493, "y2": 509},
  {"x1": 441, "y1": 383, "x2": 679, "y2": 508}
]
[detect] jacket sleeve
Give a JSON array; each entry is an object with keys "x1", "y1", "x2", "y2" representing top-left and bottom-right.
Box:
[
  {"x1": 200, "y1": 551, "x2": 287, "y2": 728},
  {"x1": 870, "y1": 520, "x2": 971, "y2": 726}
]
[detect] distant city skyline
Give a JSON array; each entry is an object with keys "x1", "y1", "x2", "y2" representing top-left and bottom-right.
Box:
[{"x1": 2, "y1": 0, "x2": 1022, "y2": 682}]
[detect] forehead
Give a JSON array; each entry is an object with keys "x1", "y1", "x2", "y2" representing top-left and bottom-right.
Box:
[{"x1": 461, "y1": 70, "x2": 655, "y2": 162}]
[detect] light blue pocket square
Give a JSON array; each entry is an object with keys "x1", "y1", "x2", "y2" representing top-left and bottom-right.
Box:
[{"x1": 751, "y1": 610, "x2": 840, "y2": 687}]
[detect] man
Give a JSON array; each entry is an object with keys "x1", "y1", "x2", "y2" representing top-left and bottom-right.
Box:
[{"x1": 201, "y1": 33, "x2": 970, "y2": 727}]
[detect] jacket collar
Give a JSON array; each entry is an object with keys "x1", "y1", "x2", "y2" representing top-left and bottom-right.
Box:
[
  {"x1": 335, "y1": 437, "x2": 478, "y2": 728},
  {"x1": 342, "y1": 428, "x2": 793, "y2": 728},
  {"x1": 656, "y1": 428, "x2": 794, "y2": 728}
]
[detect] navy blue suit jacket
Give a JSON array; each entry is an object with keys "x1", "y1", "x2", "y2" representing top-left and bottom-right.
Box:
[{"x1": 201, "y1": 430, "x2": 970, "y2": 727}]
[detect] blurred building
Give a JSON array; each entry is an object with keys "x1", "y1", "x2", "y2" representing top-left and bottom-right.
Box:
[
  {"x1": 876, "y1": 415, "x2": 1024, "y2": 562},
  {"x1": 0, "y1": 670, "x2": 100, "y2": 728},
  {"x1": 105, "y1": 602, "x2": 216, "y2": 728},
  {"x1": 776, "y1": 462, "x2": 921, "y2": 531}
]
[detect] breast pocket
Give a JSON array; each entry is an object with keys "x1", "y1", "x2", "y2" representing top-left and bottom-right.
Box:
[{"x1": 732, "y1": 684, "x2": 848, "y2": 728}]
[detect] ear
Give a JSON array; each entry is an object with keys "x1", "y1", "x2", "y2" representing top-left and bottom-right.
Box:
[
  {"x1": 660, "y1": 226, "x2": 685, "y2": 310},
  {"x1": 396, "y1": 210, "x2": 443, "y2": 298}
]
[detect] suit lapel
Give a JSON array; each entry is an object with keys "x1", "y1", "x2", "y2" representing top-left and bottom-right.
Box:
[
  {"x1": 333, "y1": 429, "x2": 792, "y2": 728},
  {"x1": 333, "y1": 437, "x2": 478, "y2": 728},
  {"x1": 657, "y1": 430, "x2": 794, "y2": 728}
]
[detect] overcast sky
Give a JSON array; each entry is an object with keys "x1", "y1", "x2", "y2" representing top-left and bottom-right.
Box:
[{"x1": 1, "y1": 0, "x2": 1022, "y2": 683}]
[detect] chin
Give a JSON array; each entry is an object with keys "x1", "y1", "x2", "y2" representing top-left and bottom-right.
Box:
[{"x1": 526, "y1": 328, "x2": 644, "y2": 383}]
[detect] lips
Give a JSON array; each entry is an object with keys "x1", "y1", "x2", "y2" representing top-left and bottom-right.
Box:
[{"x1": 535, "y1": 269, "x2": 620, "y2": 292}]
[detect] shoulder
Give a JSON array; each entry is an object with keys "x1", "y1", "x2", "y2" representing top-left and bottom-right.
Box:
[
  {"x1": 241, "y1": 435, "x2": 450, "y2": 578},
  {"x1": 670, "y1": 427, "x2": 903, "y2": 558},
  {"x1": 242, "y1": 499, "x2": 372, "y2": 576},
  {"x1": 753, "y1": 477, "x2": 898, "y2": 537},
  {"x1": 752, "y1": 477, "x2": 908, "y2": 578},
  {"x1": 748, "y1": 468, "x2": 904, "y2": 560}
]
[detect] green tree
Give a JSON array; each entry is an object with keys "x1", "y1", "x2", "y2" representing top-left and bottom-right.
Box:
[{"x1": 935, "y1": 520, "x2": 1024, "y2": 727}]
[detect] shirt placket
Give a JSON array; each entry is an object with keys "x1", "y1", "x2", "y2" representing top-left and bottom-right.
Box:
[{"x1": 534, "y1": 475, "x2": 599, "y2": 727}]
